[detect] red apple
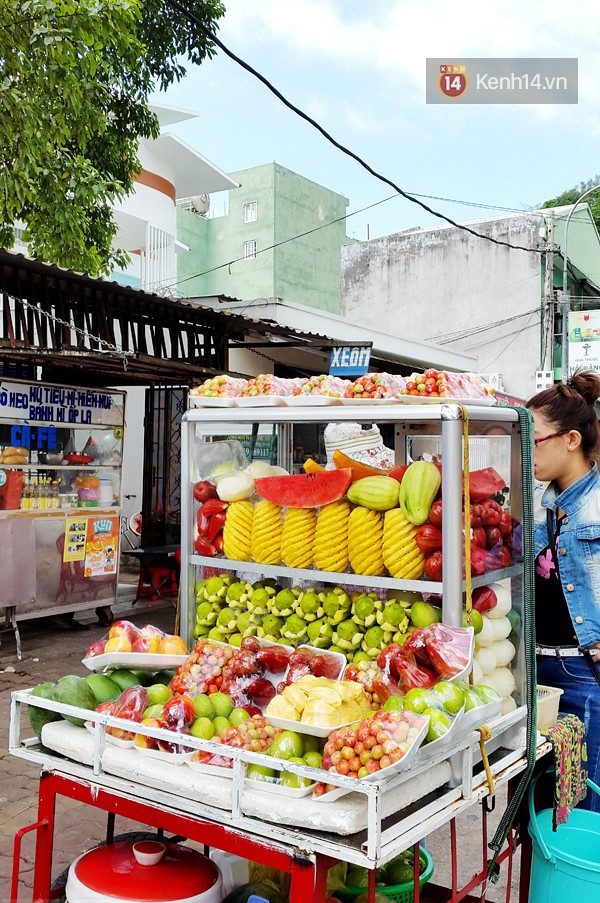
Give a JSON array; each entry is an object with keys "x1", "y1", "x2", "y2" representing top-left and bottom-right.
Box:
[
  {"x1": 159, "y1": 635, "x2": 187, "y2": 655},
  {"x1": 193, "y1": 480, "x2": 218, "y2": 503},
  {"x1": 132, "y1": 635, "x2": 161, "y2": 654},
  {"x1": 163, "y1": 695, "x2": 196, "y2": 729},
  {"x1": 85, "y1": 640, "x2": 106, "y2": 659},
  {"x1": 104, "y1": 636, "x2": 132, "y2": 654},
  {"x1": 134, "y1": 717, "x2": 163, "y2": 750},
  {"x1": 140, "y1": 624, "x2": 163, "y2": 639}
]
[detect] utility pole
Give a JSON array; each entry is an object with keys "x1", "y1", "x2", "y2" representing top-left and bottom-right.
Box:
[
  {"x1": 561, "y1": 185, "x2": 600, "y2": 382},
  {"x1": 542, "y1": 212, "x2": 555, "y2": 374}
]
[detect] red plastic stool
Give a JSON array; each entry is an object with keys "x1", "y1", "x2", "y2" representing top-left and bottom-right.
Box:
[{"x1": 136, "y1": 565, "x2": 178, "y2": 601}]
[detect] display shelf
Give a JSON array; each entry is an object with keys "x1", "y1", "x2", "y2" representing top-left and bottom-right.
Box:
[
  {"x1": 0, "y1": 507, "x2": 120, "y2": 516},
  {"x1": 190, "y1": 554, "x2": 522, "y2": 592},
  {"x1": 0, "y1": 463, "x2": 121, "y2": 470}
]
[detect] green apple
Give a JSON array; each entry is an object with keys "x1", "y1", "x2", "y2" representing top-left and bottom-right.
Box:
[
  {"x1": 410, "y1": 601, "x2": 442, "y2": 629},
  {"x1": 404, "y1": 687, "x2": 432, "y2": 715},
  {"x1": 247, "y1": 764, "x2": 276, "y2": 782},
  {"x1": 463, "y1": 688, "x2": 484, "y2": 712},
  {"x1": 267, "y1": 730, "x2": 304, "y2": 760},
  {"x1": 193, "y1": 694, "x2": 216, "y2": 720},
  {"x1": 280, "y1": 757, "x2": 312, "y2": 788},
  {"x1": 143, "y1": 703, "x2": 165, "y2": 720},
  {"x1": 229, "y1": 707, "x2": 250, "y2": 726},
  {"x1": 210, "y1": 693, "x2": 234, "y2": 718},
  {"x1": 473, "y1": 685, "x2": 500, "y2": 705},
  {"x1": 424, "y1": 707, "x2": 452, "y2": 742},
  {"x1": 303, "y1": 750, "x2": 323, "y2": 769},
  {"x1": 383, "y1": 695, "x2": 405, "y2": 712},
  {"x1": 302, "y1": 735, "x2": 321, "y2": 753},
  {"x1": 146, "y1": 683, "x2": 172, "y2": 707},
  {"x1": 190, "y1": 717, "x2": 215, "y2": 740},
  {"x1": 462, "y1": 608, "x2": 483, "y2": 635},
  {"x1": 212, "y1": 716, "x2": 231, "y2": 735},
  {"x1": 431, "y1": 681, "x2": 464, "y2": 715}
]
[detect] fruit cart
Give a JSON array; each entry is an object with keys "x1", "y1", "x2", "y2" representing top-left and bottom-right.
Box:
[
  {"x1": 0, "y1": 377, "x2": 125, "y2": 651},
  {"x1": 10, "y1": 396, "x2": 548, "y2": 902}
]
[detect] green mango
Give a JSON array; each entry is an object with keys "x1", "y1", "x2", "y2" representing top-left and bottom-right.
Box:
[
  {"x1": 246, "y1": 764, "x2": 276, "y2": 783},
  {"x1": 53, "y1": 675, "x2": 97, "y2": 727},
  {"x1": 84, "y1": 673, "x2": 120, "y2": 705},
  {"x1": 28, "y1": 682, "x2": 61, "y2": 740}
]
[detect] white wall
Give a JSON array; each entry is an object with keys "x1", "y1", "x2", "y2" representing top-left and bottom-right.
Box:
[
  {"x1": 119, "y1": 385, "x2": 146, "y2": 528},
  {"x1": 341, "y1": 215, "x2": 544, "y2": 399}
]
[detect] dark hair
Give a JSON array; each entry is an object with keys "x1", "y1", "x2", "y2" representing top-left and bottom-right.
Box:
[{"x1": 527, "y1": 369, "x2": 600, "y2": 457}]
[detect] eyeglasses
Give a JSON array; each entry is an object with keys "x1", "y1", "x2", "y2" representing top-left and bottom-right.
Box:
[{"x1": 533, "y1": 430, "x2": 568, "y2": 448}]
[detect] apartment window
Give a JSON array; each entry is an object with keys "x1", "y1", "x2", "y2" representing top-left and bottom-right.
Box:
[
  {"x1": 244, "y1": 201, "x2": 257, "y2": 223},
  {"x1": 243, "y1": 240, "x2": 257, "y2": 260}
]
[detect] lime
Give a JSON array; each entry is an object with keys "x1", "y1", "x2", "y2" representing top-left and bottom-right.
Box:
[
  {"x1": 193, "y1": 694, "x2": 216, "y2": 720},
  {"x1": 210, "y1": 692, "x2": 234, "y2": 718},
  {"x1": 146, "y1": 683, "x2": 172, "y2": 707},
  {"x1": 143, "y1": 704, "x2": 165, "y2": 720},
  {"x1": 404, "y1": 688, "x2": 432, "y2": 714},
  {"x1": 229, "y1": 707, "x2": 250, "y2": 726},
  {"x1": 280, "y1": 757, "x2": 311, "y2": 788},
  {"x1": 190, "y1": 717, "x2": 215, "y2": 740},
  {"x1": 431, "y1": 681, "x2": 464, "y2": 715},
  {"x1": 212, "y1": 716, "x2": 231, "y2": 735}
]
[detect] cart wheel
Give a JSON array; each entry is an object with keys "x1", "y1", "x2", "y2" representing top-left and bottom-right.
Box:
[{"x1": 49, "y1": 831, "x2": 162, "y2": 903}]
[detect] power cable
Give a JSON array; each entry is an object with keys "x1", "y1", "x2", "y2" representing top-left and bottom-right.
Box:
[
  {"x1": 429, "y1": 306, "x2": 541, "y2": 344},
  {"x1": 162, "y1": 0, "x2": 544, "y2": 256},
  {"x1": 482, "y1": 312, "x2": 539, "y2": 370}
]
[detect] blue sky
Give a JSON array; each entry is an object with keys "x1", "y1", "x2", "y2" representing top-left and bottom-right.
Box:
[{"x1": 157, "y1": 0, "x2": 600, "y2": 241}]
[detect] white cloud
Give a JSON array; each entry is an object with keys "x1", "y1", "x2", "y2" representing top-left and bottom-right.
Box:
[{"x1": 220, "y1": 0, "x2": 599, "y2": 121}]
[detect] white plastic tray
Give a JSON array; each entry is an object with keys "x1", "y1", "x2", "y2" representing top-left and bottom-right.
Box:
[
  {"x1": 267, "y1": 714, "x2": 357, "y2": 739},
  {"x1": 414, "y1": 704, "x2": 465, "y2": 762},
  {"x1": 135, "y1": 745, "x2": 193, "y2": 764},
  {"x1": 84, "y1": 721, "x2": 135, "y2": 749},
  {"x1": 189, "y1": 396, "x2": 238, "y2": 407},
  {"x1": 82, "y1": 652, "x2": 188, "y2": 673},
  {"x1": 313, "y1": 714, "x2": 429, "y2": 803},
  {"x1": 339, "y1": 397, "x2": 398, "y2": 405},
  {"x1": 393, "y1": 395, "x2": 495, "y2": 406},
  {"x1": 235, "y1": 396, "x2": 287, "y2": 407},
  {"x1": 284, "y1": 396, "x2": 342, "y2": 406},
  {"x1": 188, "y1": 757, "x2": 233, "y2": 778},
  {"x1": 459, "y1": 697, "x2": 502, "y2": 734},
  {"x1": 245, "y1": 775, "x2": 315, "y2": 797}
]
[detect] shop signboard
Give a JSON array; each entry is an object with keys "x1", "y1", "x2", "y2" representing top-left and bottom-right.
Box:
[
  {"x1": 329, "y1": 343, "x2": 371, "y2": 376},
  {"x1": 568, "y1": 309, "x2": 600, "y2": 376},
  {"x1": 0, "y1": 380, "x2": 123, "y2": 427}
]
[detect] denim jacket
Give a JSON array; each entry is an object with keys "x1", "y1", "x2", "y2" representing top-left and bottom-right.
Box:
[{"x1": 534, "y1": 463, "x2": 600, "y2": 648}]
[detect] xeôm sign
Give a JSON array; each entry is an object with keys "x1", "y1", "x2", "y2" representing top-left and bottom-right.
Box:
[{"x1": 329, "y1": 343, "x2": 372, "y2": 377}]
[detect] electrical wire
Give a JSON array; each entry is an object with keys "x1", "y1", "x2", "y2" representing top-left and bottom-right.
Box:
[
  {"x1": 429, "y1": 306, "x2": 541, "y2": 344},
  {"x1": 162, "y1": 0, "x2": 544, "y2": 256},
  {"x1": 481, "y1": 312, "x2": 539, "y2": 370}
]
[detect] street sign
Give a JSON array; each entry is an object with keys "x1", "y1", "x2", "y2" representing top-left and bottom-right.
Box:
[{"x1": 329, "y1": 344, "x2": 372, "y2": 377}]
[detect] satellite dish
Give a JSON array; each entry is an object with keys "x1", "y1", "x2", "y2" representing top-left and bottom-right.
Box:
[{"x1": 190, "y1": 194, "x2": 210, "y2": 216}]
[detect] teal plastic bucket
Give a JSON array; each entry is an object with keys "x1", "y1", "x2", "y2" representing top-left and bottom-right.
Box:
[{"x1": 528, "y1": 775, "x2": 600, "y2": 902}]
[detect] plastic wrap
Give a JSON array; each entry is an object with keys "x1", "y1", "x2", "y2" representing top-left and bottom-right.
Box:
[
  {"x1": 293, "y1": 375, "x2": 352, "y2": 397},
  {"x1": 344, "y1": 373, "x2": 406, "y2": 399},
  {"x1": 83, "y1": 622, "x2": 187, "y2": 665},
  {"x1": 170, "y1": 639, "x2": 236, "y2": 697},
  {"x1": 190, "y1": 713, "x2": 282, "y2": 770},
  {"x1": 241, "y1": 374, "x2": 306, "y2": 397},
  {"x1": 190, "y1": 375, "x2": 248, "y2": 398},
  {"x1": 266, "y1": 675, "x2": 371, "y2": 731}
]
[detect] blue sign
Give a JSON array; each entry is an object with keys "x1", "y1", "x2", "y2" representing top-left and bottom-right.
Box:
[{"x1": 329, "y1": 344, "x2": 372, "y2": 377}]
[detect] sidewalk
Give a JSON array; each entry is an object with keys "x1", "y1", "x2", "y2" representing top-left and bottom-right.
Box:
[{"x1": 1, "y1": 597, "x2": 522, "y2": 902}]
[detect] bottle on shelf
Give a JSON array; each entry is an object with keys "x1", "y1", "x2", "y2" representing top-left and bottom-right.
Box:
[
  {"x1": 39, "y1": 476, "x2": 48, "y2": 510},
  {"x1": 30, "y1": 476, "x2": 39, "y2": 510},
  {"x1": 52, "y1": 480, "x2": 60, "y2": 508},
  {"x1": 21, "y1": 475, "x2": 31, "y2": 510}
]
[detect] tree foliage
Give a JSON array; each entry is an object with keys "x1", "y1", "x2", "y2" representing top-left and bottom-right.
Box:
[
  {"x1": 0, "y1": 0, "x2": 224, "y2": 274},
  {"x1": 541, "y1": 176, "x2": 600, "y2": 232}
]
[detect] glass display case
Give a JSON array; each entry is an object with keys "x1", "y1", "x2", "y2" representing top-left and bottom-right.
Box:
[
  {"x1": 0, "y1": 378, "x2": 125, "y2": 620},
  {"x1": 180, "y1": 402, "x2": 529, "y2": 715}
]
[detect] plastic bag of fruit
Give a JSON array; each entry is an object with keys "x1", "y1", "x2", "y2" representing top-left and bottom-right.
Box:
[
  {"x1": 314, "y1": 708, "x2": 428, "y2": 794},
  {"x1": 293, "y1": 374, "x2": 352, "y2": 397},
  {"x1": 241, "y1": 374, "x2": 306, "y2": 397},
  {"x1": 344, "y1": 373, "x2": 406, "y2": 399},
  {"x1": 85, "y1": 621, "x2": 187, "y2": 660},
  {"x1": 170, "y1": 639, "x2": 236, "y2": 698},
  {"x1": 220, "y1": 637, "x2": 292, "y2": 709},
  {"x1": 191, "y1": 712, "x2": 282, "y2": 769},
  {"x1": 190, "y1": 375, "x2": 248, "y2": 398}
]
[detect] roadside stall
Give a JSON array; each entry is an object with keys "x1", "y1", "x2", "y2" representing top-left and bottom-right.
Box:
[
  {"x1": 0, "y1": 377, "x2": 125, "y2": 651},
  {"x1": 10, "y1": 369, "x2": 550, "y2": 903}
]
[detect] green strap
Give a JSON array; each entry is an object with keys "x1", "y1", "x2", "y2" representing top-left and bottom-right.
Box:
[{"x1": 488, "y1": 405, "x2": 537, "y2": 871}]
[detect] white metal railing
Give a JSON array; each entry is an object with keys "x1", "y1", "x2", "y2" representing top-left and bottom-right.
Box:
[{"x1": 140, "y1": 224, "x2": 175, "y2": 292}]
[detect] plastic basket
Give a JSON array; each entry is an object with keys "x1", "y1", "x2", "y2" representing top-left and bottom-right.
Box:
[
  {"x1": 536, "y1": 685, "x2": 563, "y2": 733},
  {"x1": 341, "y1": 849, "x2": 434, "y2": 903}
]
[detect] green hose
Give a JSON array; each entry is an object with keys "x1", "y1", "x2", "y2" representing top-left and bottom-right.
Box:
[{"x1": 488, "y1": 405, "x2": 537, "y2": 872}]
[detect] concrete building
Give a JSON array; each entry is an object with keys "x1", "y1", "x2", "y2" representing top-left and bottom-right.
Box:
[
  {"x1": 176, "y1": 163, "x2": 352, "y2": 313},
  {"x1": 340, "y1": 205, "x2": 600, "y2": 398}
]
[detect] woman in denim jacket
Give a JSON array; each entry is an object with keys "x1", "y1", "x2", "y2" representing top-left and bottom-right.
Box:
[{"x1": 527, "y1": 370, "x2": 600, "y2": 812}]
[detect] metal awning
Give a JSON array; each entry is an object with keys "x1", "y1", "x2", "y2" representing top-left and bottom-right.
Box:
[{"x1": 0, "y1": 251, "x2": 345, "y2": 386}]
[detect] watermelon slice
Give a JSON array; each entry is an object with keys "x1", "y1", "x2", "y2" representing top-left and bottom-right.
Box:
[
  {"x1": 254, "y1": 469, "x2": 352, "y2": 508},
  {"x1": 469, "y1": 467, "x2": 506, "y2": 503}
]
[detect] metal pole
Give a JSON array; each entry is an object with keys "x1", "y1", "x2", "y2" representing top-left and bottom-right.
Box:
[
  {"x1": 441, "y1": 405, "x2": 464, "y2": 627},
  {"x1": 180, "y1": 412, "x2": 192, "y2": 648},
  {"x1": 560, "y1": 185, "x2": 600, "y2": 382}
]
